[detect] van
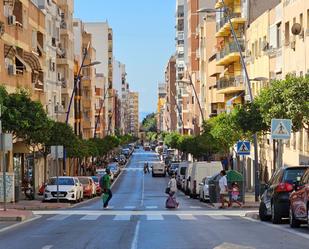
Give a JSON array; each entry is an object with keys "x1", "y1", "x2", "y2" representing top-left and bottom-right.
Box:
[
  {"x1": 188, "y1": 161, "x2": 223, "y2": 198},
  {"x1": 152, "y1": 162, "x2": 166, "y2": 177},
  {"x1": 176, "y1": 162, "x2": 189, "y2": 188},
  {"x1": 183, "y1": 162, "x2": 193, "y2": 194}
]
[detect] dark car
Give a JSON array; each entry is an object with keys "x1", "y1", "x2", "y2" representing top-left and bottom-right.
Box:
[
  {"x1": 168, "y1": 163, "x2": 179, "y2": 176},
  {"x1": 289, "y1": 167, "x2": 309, "y2": 228},
  {"x1": 259, "y1": 166, "x2": 308, "y2": 224}
]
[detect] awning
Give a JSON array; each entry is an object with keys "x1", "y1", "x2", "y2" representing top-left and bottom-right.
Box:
[
  {"x1": 4, "y1": 44, "x2": 16, "y2": 59},
  {"x1": 15, "y1": 54, "x2": 31, "y2": 71},
  {"x1": 23, "y1": 51, "x2": 42, "y2": 71}
]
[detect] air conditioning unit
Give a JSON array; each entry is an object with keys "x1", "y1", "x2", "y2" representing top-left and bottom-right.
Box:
[
  {"x1": 8, "y1": 15, "x2": 16, "y2": 25},
  {"x1": 8, "y1": 64, "x2": 16, "y2": 75}
]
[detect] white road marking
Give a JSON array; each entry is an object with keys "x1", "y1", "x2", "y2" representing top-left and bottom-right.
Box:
[
  {"x1": 124, "y1": 206, "x2": 136, "y2": 209},
  {"x1": 47, "y1": 214, "x2": 70, "y2": 221},
  {"x1": 80, "y1": 215, "x2": 100, "y2": 221},
  {"x1": 0, "y1": 215, "x2": 42, "y2": 234},
  {"x1": 130, "y1": 220, "x2": 140, "y2": 249},
  {"x1": 114, "y1": 215, "x2": 131, "y2": 221},
  {"x1": 177, "y1": 214, "x2": 197, "y2": 220},
  {"x1": 210, "y1": 215, "x2": 231, "y2": 220},
  {"x1": 147, "y1": 215, "x2": 164, "y2": 220},
  {"x1": 145, "y1": 206, "x2": 158, "y2": 209},
  {"x1": 42, "y1": 245, "x2": 53, "y2": 249},
  {"x1": 189, "y1": 206, "x2": 202, "y2": 209}
]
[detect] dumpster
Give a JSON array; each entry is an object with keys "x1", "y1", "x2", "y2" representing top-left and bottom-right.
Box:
[
  {"x1": 208, "y1": 173, "x2": 221, "y2": 203},
  {"x1": 227, "y1": 170, "x2": 244, "y2": 202}
]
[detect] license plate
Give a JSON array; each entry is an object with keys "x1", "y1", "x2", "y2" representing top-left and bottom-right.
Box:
[{"x1": 55, "y1": 194, "x2": 65, "y2": 197}]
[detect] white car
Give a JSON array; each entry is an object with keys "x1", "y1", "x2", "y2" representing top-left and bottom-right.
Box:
[
  {"x1": 199, "y1": 177, "x2": 210, "y2": 202},
  {"x1": 44, "y1": 177, "x2": 83, "y2": 203}
]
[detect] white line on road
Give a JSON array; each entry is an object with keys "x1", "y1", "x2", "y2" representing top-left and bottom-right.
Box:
[
  {"x1": 130, "y1": 221, "x2": 140, "y2": 249},
  {"x1": 80, "y1": 215, "x2": 100, "y2": 221},
  {"x1": 124, "y1": 206, "x2": 136, "y2": 209},
  {"x1": 177, "y1": 214, "x2": 197, "y2": 220},
  {"x1": 210, "y1": 215, "x2": 231, "y2": 220},
  {"x1": 145, "y1": 206, "x2": 158, "y2": 209},
  {"x1": 114, "y1": 215, "x2": 131, "y2": 221},
  {"x1": 42, "y1": 245, "x2": 53, "y2": 249},
  {"x1": 189, "y1": 206, "x2": 202, "y2": 209},
  {"x1": 47, "y1": 214, "x2": 70, "y2": 221},
  {"x1": 147, "y1": 215, "x2": 164, "y2": 220}
]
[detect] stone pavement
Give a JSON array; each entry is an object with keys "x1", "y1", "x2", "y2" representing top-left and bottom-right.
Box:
[{"x1": 0, "y1": 209, "x2": 33, "y2": 222}]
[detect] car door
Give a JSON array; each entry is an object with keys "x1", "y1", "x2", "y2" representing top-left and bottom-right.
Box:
[
  {"x1": 264, "y1": 169, "x2": 282, "y2": 212},
  {"x1": 293, "y1": 170, "x2": 309, "y2": 219}
]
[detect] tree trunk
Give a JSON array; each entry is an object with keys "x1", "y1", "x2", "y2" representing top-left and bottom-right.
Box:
[{"x1": 43, "y1": 153, "x2": 47, "y2": 183}]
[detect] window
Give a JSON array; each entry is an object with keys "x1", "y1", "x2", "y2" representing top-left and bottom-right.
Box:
[
  {"x1": 307, "y1": 10, "x2": 309, "y2": 29},
  {"x1": 32, "y1": 31, "x2": 37, "y2": 50},
  {"x1": 276, "y1": 22, "x2": 282, "y2": 48},
  {"x1": 300, "y1": 13, "x2": 303, "y2": 28},
  {"x1": 285, "y1": 22, "x2": 290, "y2": 45}
]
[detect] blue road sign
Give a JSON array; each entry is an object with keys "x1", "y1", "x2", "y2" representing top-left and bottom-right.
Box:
[
  {"x1": 271, "y1": 119, "x2": 292, "y2": 140},
  {"x1": 237, "y1": 141, "x2": 250, "y2": 155}
]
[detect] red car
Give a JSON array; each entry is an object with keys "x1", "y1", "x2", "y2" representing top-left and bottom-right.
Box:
[
  {"x1": 289, "y1": 167, "x2": 309, "y2": 228},
  {"x1": 78, "y1": 177, "x2": 94, "y2": 198},
  {"x1": 91, "y1": 176, "x2": 102, "y2": 195}
]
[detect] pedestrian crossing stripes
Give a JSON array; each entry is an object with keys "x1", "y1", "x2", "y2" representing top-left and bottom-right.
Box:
[{"x1": 37, "y1": 210, "x2": 250, "y2": 222}]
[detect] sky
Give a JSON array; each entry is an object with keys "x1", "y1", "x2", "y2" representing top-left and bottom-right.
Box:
[{"x1": 74, "y1": 0, "x2": 176, "y2": 119}]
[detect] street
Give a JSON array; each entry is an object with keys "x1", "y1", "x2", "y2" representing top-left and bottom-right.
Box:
[{"x1": 0, "y1": 149, "x2": 308, "y2": 249}]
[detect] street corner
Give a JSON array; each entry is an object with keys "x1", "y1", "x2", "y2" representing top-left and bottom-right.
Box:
[{"x1": 0, "y1": 209, "x2": 34, "y2": 222}]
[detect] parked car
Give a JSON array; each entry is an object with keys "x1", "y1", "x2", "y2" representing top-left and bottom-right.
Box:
[
  {"x1": 289, "y1": 167, "x2": 309, "y2": 228},
  {"x1": 44, "y1": 177, "x2": 83, "y2": 203},
  {"x1": 168, "y1": 163, "x2": 179, "y2": 176},
  {"x1": 176, "y1": 162, "x2": 189, "y2": 189},
  {"x1": 199, "y1": 173, "x2": 221, "y2": 202},
  {"x1": 183, "y1": 163, "x2": 193, "y2": 194},
  {"x1": 188, "y1": 161, "x2": 223, "y2": 198},
  {"x1": 122, "y1": 148, "x2": 131, "y2": 158},
  {"x1": 107, "y1": 163, "x2": 120, "y2": 178},
  {"x1": 259, "y1": 166, "x2": 308, "y2": 224},
  {"x1": 78, "y1": 177, "x2": 95, "y2": 198},
  {"x1": 119, "y1": 154, "x2": 127, "y2": 165},
  {"x1": 152, "y1": 162, "x2": 166, "y2": 177},
  {"x1": 91, "y1": 176, "x2": 101, "y2": 195}
]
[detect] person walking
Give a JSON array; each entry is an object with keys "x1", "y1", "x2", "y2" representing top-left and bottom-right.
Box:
[
  {"x1": 219, "y1": 170, "x2": 229, "y2": 209},
  {"x1": 144, "y1": 162, "x2": 150, "y2": 174},
  {"x1": 100, "y1": 168, "x2": 113, "y2": 209},
  {"x1": 166, "y1": 174, "x2": 179, "y2": 208}
]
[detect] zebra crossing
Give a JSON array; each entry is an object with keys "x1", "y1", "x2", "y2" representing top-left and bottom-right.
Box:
[{"x1": 35, "y1": 210, "x2": 249, "y2": 222}]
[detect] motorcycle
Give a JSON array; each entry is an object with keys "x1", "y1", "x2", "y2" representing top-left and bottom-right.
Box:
[{"x1": 24, "y1": 183, "x2": 35, "y2": 200}]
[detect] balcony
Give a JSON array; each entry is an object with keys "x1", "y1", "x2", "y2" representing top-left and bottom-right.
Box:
[
  {"x1": 216, "y1": 12, "x2": 245, "y2": 37},
  {"x1": 216, "y1": 76, "x2": 245, "y2": 94},
  {"x1": 216, "y1": 39, "x2": 244, "y2": 66},
  {"x1": 82, "y1": 97, "x2": 91, "y2": 109}
]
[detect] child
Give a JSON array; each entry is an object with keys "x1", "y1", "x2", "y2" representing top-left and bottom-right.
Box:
[{"x1": 229, "y1": 182, "x2": 242, "y2": 207}]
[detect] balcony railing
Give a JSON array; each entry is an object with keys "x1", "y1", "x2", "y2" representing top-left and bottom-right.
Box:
[
  {"x1": 216, "y1": 12, "x2": 242, "y2": 31},
  {"x1": 217, "y1": 76, "x2": 244, "y2": 90},
  {"x1": 217, "y1": 39, "x2": 245, "y2": 61}
]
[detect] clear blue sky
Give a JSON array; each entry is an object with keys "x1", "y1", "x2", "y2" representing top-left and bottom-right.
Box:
[{"x1": 74, "y1": 0, "x2": 175, "y2": 118}]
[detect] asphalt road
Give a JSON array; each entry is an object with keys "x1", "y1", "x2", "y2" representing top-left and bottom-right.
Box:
[{"x1": 0, "y1": 148, "x2": 308, "y2": 249}]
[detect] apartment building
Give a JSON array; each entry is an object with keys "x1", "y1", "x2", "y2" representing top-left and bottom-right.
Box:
[
  {"x1": 128, "y1": 91, "x2": 139, "y2": 137},
  {"x1": 56, "y1": 0, "x2": 74, "y2": 126},
  {"x1": 36, "y1": 0, "x2": 63, "y2": 120},
  {"x1": 163, "y1": 56, "x2": 177, "y2": 132},
  {"x1": 84, "y1": 22, "x2": 115, "y2": 135},
  {"x1": 157, "y1": 83, "x2": 167, "y2": 132}
]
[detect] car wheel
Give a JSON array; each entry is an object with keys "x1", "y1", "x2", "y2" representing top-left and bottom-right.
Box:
[
  {"x1": 289, "y1": 206, "x2": 301, "y2": 228},
  {"x1": 271, "y1": 202, "x2": 282, "y2": 224},
  {"x1": 259, "y1": 202, "x2": 271, "y2": 221}
]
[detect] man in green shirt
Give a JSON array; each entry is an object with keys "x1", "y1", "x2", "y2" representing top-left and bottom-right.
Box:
[{"x1": 100, "y1": 168, "x2": 112, "y2": 209}]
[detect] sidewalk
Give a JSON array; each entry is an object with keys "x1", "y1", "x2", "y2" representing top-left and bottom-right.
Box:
[
  {"x1": 0, "y1": 209, "x2": 34, "y2": 222},
  {"x1": 206, "y1": 192, "x2": 260, "y2": 209}
]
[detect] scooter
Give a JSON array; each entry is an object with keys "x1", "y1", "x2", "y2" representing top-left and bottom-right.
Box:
[{"x1": 24, "y1": 184, "x2": 35, "y2": 200}]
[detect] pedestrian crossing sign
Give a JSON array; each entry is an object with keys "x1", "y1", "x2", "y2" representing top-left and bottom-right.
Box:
[
  {"x1": 271, "y1": 119, "x2": 292, "y2": 140},
  {"x1": 237, "y1": 141, "x2": 250, "y2": 155}
]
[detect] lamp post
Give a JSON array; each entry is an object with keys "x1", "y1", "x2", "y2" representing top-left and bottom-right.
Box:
[
  {"x1": 198, "y1": 2, "x2": 262, "y2": 201},
  {"x1": 177, "y1": 74, "x2": 205, "y2": 125}
]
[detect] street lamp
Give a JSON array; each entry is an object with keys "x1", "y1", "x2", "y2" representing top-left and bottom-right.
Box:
[
  {"x1": 198, "y1": 1, "x2": 260, "y2": 201},
  {"x1": 177, "y1": 75, "x2": 205, "y2": 125}
]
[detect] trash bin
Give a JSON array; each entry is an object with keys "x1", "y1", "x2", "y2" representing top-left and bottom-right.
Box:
[
  {"x1": 208, "y1": 174, "x2": 221, "y2": 203},
  {"x1": 227, "y1": 170, "x2": 244, "y2": 202}
]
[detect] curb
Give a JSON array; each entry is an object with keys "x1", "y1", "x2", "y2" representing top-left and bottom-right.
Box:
[
  {"x1": 245, "y1": 212, "x2": 260, "y2": 220},
  {"x1": 0, "y1": 215, "x2": 29, "y2": 222}
]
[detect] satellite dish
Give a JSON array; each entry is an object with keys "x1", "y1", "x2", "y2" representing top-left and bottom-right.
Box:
[{"x1": 291, "y1": 23, "x2": 302, "y2": 35}]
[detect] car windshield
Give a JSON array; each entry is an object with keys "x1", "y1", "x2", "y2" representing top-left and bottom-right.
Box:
[
  {"x1": 78, "y1": 178, "x2": 89, "y2": 184},
  {"x1": 283, "y1": 168, "x2": 307, "y2": 183},
  {"x1": 48, "y1": 178, "x2": 74, "y2": 185},
  {"x1": 180, "y1": 167, "x2": 186, "y2": 175},
  {"x1": 91, "y1": 176, "x2": 98, "y2": 183}
]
